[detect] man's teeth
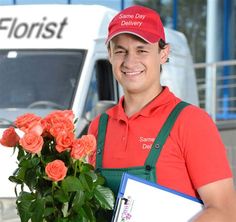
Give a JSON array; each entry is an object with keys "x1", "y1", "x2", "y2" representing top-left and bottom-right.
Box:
[{"x1": 124, "y1": 71, "x2": 142, "y2": 75}]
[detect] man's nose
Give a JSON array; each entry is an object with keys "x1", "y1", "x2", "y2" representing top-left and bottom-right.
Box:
[{"x1": 123, "y1": 52, "x2": 138, "y2": 68}]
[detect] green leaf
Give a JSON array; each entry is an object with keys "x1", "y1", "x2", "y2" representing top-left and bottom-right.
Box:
[
  {"x1": 80, "y1": 162, "x2": 94, "y2": 173},
  {"x1": 83, "y1": 205, "x2": 96, "y2": 222},
  {"x1": 17, "y1": 201, "x2": 32, "y2": 222},
  {"x1": 71, "y1": 189, "x2": 85, "y2": 212},
  {"x1": 17, "y1": 147, "x2": 25, "y2": 161},
  {"x1": 79, "y1": 174, "x2": 93, "y2": 192},
  {"x1": 85, "y1": 171, "x2": 98, "y2": 183},
  {"x1": 68, "y1": 214, "x2": 83, "y2": 222},
  {"x1": 30, "y1": 157, "x2": 41, "y2": 167},
  {"x1": 44, "y1": 195, "x2": 54, "y2": 203},
  {"x1": 15, "y1": 166, "x2": 26, "y2": 181},
  {"x1": 54, "y1": 218, "x2": 69, "y2": 222},
  {"x1": 8, "y1": 175, "x2": 23, "y2": 184},
  {"x1": 25, "y1": 167, "x2": 38, "y2": 188},
  {"x1": 44, "y1": 207, "x2": 55, "y2": 217},
  {"x1": 77, "y1": 205, "x2": 96, "y2": 222},
  {"x1": 54, "y1": 189, "x2": 69, "y2": 203},
  {"x1": 16, "y1": 192, "x2": 34, "y2": 222},
  {"x1": 62, "y1": 176, "x2": 83, "y2": 193},
  {"x1": 94, "y1": 174, "x2": 105, "y2": 186},
  {"x1": 19, "y1": 157, "x2": 40, "y2": 171},
  {"x1": 94, "y1": 185, "x2": 115, "y2": 210},
  {"x1": 35, "y1": 179, "x2": 52, "y2": 196},
  {"x1": 19, "y1": 156, "x2": 32, "y2": 168},
  {"x1": 17, "y1": 191, "x2": 35, "y2": 201},
  {"x1": 31, "y1": 198, "x2": 44, "y2": 222}
]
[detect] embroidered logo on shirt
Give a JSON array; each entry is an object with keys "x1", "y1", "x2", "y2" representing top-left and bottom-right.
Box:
[{"x1": 139, "y1": 137, "x2": 155, "y2": 150}]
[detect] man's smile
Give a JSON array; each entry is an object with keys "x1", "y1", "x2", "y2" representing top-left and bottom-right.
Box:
[{"x1": 122, "y1": 70, "x2": 144, "y2": 77}]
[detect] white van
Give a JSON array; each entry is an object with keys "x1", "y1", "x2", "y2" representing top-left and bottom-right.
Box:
[{"x1": 0, "y1": 4, "x2": 198, "y2": 221}]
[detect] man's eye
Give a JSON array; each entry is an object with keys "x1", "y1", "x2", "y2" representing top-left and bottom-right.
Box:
[
  {"x1": 138, "y1": 50, "x2": 148, "y2": 53},
  {"x1": 115, "y1": 50, "x2": 125, "y2": 54}
]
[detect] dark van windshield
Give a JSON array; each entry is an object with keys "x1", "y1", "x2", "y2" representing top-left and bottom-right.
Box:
[{"x1": 0, "y1": 49, "x2": 85, "y2": 109}]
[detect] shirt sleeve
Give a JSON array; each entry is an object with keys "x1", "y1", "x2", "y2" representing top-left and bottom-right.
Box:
[
  {"x1": 179, "y1": 105, "x2": 232, "y2": 189},
  {"x1": 87, "y1": 116, "x2": 99, "y2": 137}
]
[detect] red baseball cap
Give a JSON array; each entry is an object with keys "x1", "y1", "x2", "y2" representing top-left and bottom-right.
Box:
[{"x1": 106, "y1": 5, "x2": 165, "y2": 44}]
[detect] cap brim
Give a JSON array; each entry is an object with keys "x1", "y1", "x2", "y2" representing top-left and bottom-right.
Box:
[{"x1": 106, "y1": 30, "x2": 161, "y2": 45}]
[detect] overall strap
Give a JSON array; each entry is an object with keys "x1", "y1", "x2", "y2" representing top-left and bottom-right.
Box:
[
  {"x1": 145, "y1": 101, "x2": 189, "y2": 168},
  {"x1": 96, "y1": 113, "x2": 109, "y2": 168}
]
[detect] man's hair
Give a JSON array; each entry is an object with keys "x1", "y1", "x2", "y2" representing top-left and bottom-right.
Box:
[
  {"x1": 159, "y1": 39, "x2": 169, "y2": 72},
  {"x1": 159, "y1": 39, "x2": 168, "y2": 49}
]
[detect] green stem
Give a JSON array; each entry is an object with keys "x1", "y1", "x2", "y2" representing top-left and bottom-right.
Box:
[
  {"x1": 52, "y1": 182, "x2": 57, "y2": 217},
  {"x1": 74, "y1": 160, "x2": 78, "y2": 177}
]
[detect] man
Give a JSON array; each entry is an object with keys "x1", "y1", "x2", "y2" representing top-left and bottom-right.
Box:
[{"x1": 88, "y1": 5, "x2": 236, "y2": 221}]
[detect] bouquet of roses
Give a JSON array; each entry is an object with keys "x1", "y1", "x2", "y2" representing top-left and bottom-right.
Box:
[{"x1": 0, "y1": 110, "x2": 114, "y2": 222}]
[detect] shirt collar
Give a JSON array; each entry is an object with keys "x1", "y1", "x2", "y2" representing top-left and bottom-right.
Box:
[
  {"x1": 107, "y1": 86, "x2": 175, "y2": 120},
  {"x1": 107, "y1": 96, "x2": 127, "y2": 121}
]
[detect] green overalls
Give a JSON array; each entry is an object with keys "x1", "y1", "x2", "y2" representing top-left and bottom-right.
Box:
[{"x1": 95, "y1": 101, "x2": 189, "y2": 196}]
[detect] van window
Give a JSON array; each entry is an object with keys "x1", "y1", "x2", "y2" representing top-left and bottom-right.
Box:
[
  {"x1": 83, "y1": 59, "x2": 118, "y2": 118},
  {"x1": 0, "y1": 49, "x2": 85, "y2": 109},
  {"x1": 96, "y1": 60, "x2": 117, "y2": 101}
]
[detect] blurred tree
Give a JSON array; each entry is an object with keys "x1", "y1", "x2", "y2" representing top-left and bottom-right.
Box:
[
  {"x1": 175, "y1": 0, "x2": 206, "y2": 63},
  {"x1": 133, "y1": 0, "x2": 161, "y2": 10},
  {"x1": 134, "y1": 0, "x2": 207, "y2": 63}
]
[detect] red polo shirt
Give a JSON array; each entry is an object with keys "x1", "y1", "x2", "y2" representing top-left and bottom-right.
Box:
[{"x1": 88, "y1": 87, "x2": 232, "y2": 197}]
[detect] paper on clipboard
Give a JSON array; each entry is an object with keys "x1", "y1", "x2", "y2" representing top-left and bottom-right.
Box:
[{"x1": 112, "y1": 173, "x2": 204, "y2": 222}]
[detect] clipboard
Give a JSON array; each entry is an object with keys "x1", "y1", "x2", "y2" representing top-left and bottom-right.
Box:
[{"x1": 112, "y1": 173, "x2": 204, "y2": 222}]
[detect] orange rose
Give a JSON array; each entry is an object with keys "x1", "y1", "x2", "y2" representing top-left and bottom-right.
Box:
[
  {"x1": 19, "y1": 132, "x2": 43, "y2": 154},
  {"x1": 45, "y1": 160, "x2": 67, "y2": 182},
  {"x1": 26, "y1": 120, "x2": 44, "y2": 136},
  {"x1": 55, "y1": 132, "x2": 74, "y2": 153},
  {"x1": 80, "y1": 134, "x2": 96, "y2": 155},
  {"x1": 71, "y1": 139, "x2": 86, "y2": 160},
  {"x1": 49, "y1": 110, "x2": 75, "y2": 122},
  {"x1": 0, "y1": 127, "x2": 20, "y2": 147},
  {"x1": 49, "y1": 119, "x2": 74, "y2": 138},
  {"x1": 14, "y1": 113, "x2": 43, "y2": 135},
  {"x1": 71, "y1": 135, "x2": 96, "y2": 160},
  {"x1": 43, "y1": 111, "x2": 74, "y2": 137}
]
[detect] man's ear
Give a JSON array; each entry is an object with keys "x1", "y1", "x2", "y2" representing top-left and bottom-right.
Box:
[{"x1": 160, "y1": 44, "x2": 170, "y2": 64}]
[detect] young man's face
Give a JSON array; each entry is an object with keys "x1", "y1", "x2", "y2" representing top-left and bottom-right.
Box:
[{"x1": 108, "y1": 33, "x2": 169, "y2": 96}]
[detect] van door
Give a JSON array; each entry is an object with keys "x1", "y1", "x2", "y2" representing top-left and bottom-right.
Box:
[{"x1": 78, "y1": 59, "x2": 118, "y2": 136}]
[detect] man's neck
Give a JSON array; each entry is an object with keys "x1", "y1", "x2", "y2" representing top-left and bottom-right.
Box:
[{"x1": 123, "y1": 86, "x2": 163, "y2": 117}]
